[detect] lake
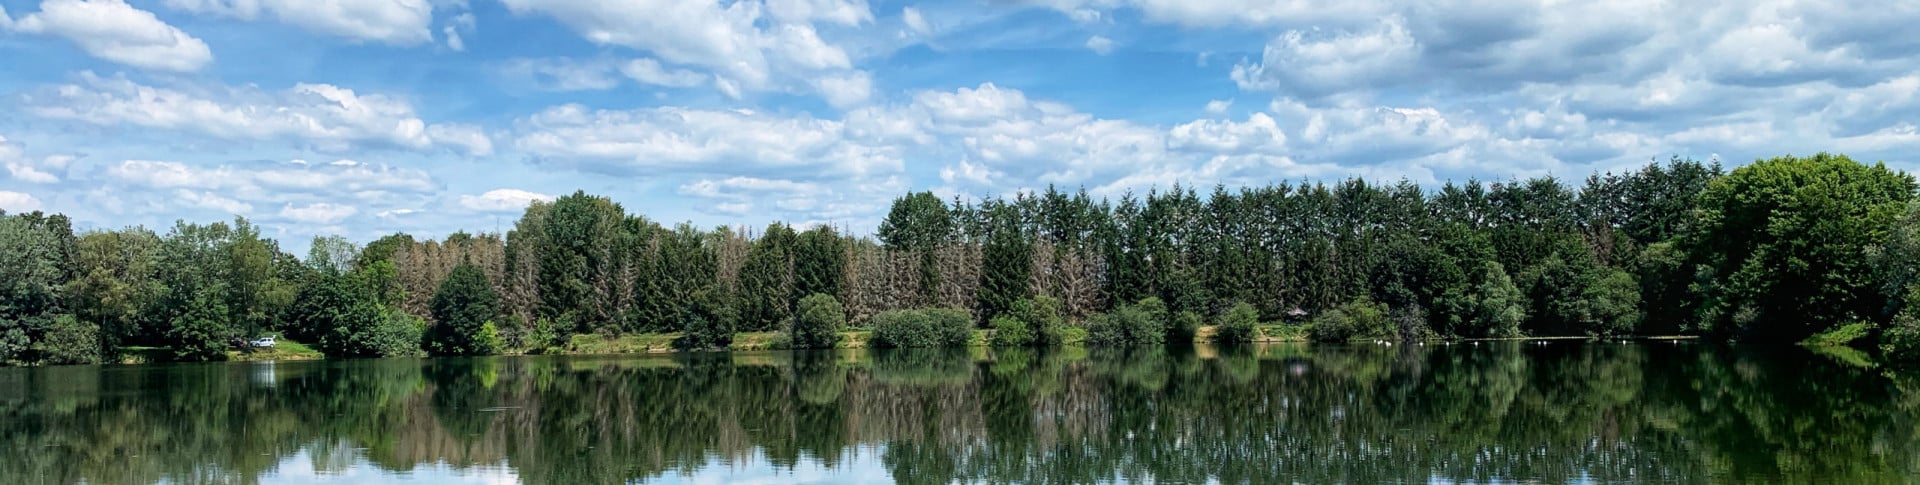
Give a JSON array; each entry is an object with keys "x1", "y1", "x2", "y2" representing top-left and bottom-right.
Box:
[{"x1": 2, "y1": 341, "x2": 1916, "y2": 484}]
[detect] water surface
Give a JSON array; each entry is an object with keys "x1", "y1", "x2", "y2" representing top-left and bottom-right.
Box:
[{"x1": 3, "y1": 342, "x2": 1917, "y2": 484}]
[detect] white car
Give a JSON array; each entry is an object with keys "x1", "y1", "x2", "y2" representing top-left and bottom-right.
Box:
[{"x1": 249, "y1": 336, "x2": 277, "y2": 348}]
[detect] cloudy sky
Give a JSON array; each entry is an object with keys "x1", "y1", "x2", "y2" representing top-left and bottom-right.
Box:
[{"x1": 0, "y1": 0, "x2": 1916, "y2": 252}]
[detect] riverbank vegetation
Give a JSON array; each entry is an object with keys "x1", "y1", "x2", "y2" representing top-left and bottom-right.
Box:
[{"x1": 1, "y1": 153, "x2": 1917, "y2": 365}]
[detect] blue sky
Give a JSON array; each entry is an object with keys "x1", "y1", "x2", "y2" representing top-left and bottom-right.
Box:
[{"x1": 1, "y1": 0, "x2": 1916, "y2": 253}]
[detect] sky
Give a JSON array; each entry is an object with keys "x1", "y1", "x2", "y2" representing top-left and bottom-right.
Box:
[{"x1": 0, "y1": 0, "x2": 1916, "y2": 253}]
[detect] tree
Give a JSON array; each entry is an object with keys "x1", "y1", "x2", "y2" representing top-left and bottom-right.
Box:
[
  {"x1": 978, "y1": 202, "x2": 1033, "y2": 325},
  {"x1": 1216, "y1": 302, "x2": 1261, "y2": 343},
  {"x1": 878, "y1": 192, "x2": 953, "y2": 251},
  {"x1": 0, "y1": 213, "x2": 75, "y2": 362},
  {"x1": 791, "y1": 293, "x2": 844, "y2": 349},
  {"x1": 425, "y1": 263, "x2": 503, "y2": 355},
  {"x1": 739, "y1": 223, "x2": 798, "y2": 331},
  {"x1": 67, "y1": 228, "x2": 164, "y2": 359},
  {"x1": 794, "y1": 226, "x2": 847, "y2": 301},
  {"x1": 1685, "y1": 153, "x2": 1917, "y2": 340},
  {"x1": 167, "y1": 291, "x2": 230, "y2": 362}
]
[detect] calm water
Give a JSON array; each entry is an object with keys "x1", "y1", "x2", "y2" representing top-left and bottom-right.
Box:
[{"x1": 3, "y1": 342, "x2": 1918, "y2": 484}]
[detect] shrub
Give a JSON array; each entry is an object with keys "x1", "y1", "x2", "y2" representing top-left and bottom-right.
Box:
[
  {"x1": 790, "y1": 293, "x2": 846, "y2": 349},
  {"x1": 871, "y1": 308, "x2": 973, "y2": 348},
  {"x1": 990, "y1": 316, "x2": 1030, "y2": 347},
  {"x1": 1010, "y1": 296, "x2": 1066, "y2": 346},
  {"x1": 1087, "y1": 298, "x2": 1170, "y2": 347},
  {"x1": 1215, "y1": 302, "x2": 1260, "y2": 344},
  {"x1": 1880, "y1": 288, "x2": 1920, "y2": 360},
  {"x1": 1307, "y1": 297, "x2": 1395, "y2": 342},
  {"x1": 1172, "y1": 310, "x2": 1204, "y2": 343},
  {"x1": 675, "y1": 291, "x2": 737, "y2": 351},
  {"x1": 34, "y1": 314, "x2": 101, "y2": 365}
]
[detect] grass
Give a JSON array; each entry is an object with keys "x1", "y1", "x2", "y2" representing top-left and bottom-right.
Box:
[
  {"x1": 229, "y1": 337, "x2": 324, "y2": 362},
  {"x1": 1802, "y1": 322, "x2": 1874, "y2": 347}
]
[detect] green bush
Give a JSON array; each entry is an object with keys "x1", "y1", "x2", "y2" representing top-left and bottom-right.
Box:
[
  {"x1": 1880, "y1": 288, "x2": 1920, "y2": 360},
  {"x1": 1308, "y1": 297, "x2": 1395, "y2": 342},
  {"x1": 1173, "y1": 310, "x2": 1204, "y2": 342},
  {"x1": 528, "y1": 316, "x2": 571, "y2": 353},
  {"x1": 1011, "y1": 296, "x2": 1066, "y2": 346},
  {"x1": 675, "y1": 292, "x2": 738, "y2": 351},
  {"x1": 990, "y1": 315, "x2": 1030, "y2": 347},
  {"x1": 871, "y1": 308, "x2": 972, "y2": 348},
  {"x1": 1215, "y1": 302, "x2": 1261, "y2": 343},
  {"x1": 1087, "y1": 297, "x2": 1170, "y2": 347},
  {"x1": 790, "y1": 293, "x2": 845, "y2": 349},
  {"x1": 34, "y1": 314, "x2": 101, "y2": 365}
]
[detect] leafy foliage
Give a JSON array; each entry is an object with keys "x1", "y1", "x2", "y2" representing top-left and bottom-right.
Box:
[
  {"x1": 426, "y1": 263, "x2": 503, "y2": 356},
  {"x1": 791, "y1": 293, "x2": 845, "y2": 349},
  {"x1": 1216, "y1": 302, "x2": 1261, "y2": 343},
  {"x1": 1686, "y1": 153, "x2": 1917, "y2": 340},
  {"x1": 870, "y1": 308, "x2": 972, "y2": 348},
  {"x1": 1087, "y1": 297, "x2": 1170, "y2": 347},
  {"x1": 1307, "y1": 298, "x2": 1395, "y2": 342}
]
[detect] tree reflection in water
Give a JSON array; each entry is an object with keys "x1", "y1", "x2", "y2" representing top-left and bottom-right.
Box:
[{"x1": 2, "y1": 342, "x2": 1917, "y2": 484}]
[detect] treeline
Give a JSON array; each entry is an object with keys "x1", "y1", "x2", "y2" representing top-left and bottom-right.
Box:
[{"x1": 1, "y1": 153, "x2": 1917, "y2": 365}]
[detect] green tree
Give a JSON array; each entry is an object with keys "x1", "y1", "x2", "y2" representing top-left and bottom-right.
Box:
[
  {"x1": 425, "y1": 263, "x2": 503, "y2": 356},
  {"x1": 794, "y1": 226, "x2": 847, "y2": 300},
  {"x1": 0, "y1": 213, "x2": 75, "y2": 362},
  {"x1": 1216, "y1": 302, "x2": 1261, "y2": 343},
  {"x1": 739, "y1": 223, "x2": 798, "y2": 331},
  {"x1": 790, "y1": 293, "x2": 845, "y2": 349},
  {"x1": 1685, "y1": 153, "x2": 1917, "y2": 340},
  {"x1": 1307, "y1": 297, "x2": 1394, "y2": 342},
  {"x1": 166, "y1": 291, "x2": 230, "y2": 362},
  {"x1": 978, "y1": 202, "x2": 1033, "y2": 325}
]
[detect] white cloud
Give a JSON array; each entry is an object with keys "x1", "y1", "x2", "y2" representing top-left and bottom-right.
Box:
[
  {"x1": 106, "y1": 159, "x2": 436, "y2": 196},
  {"x1": 178, "y1": 189, "x2": 252, "y2": 214},
  {"x1": 0, "y1": 135, "x2": 61, "y2": 184},
  {"x1": 1232, "y1": 15, "x2": 1418, "y2": 96},
  {"x1": 501, "y1": 57, "x2": 623, "y2": 91},
  {"x1": 279, "y1": 202, "x2": 359, "y2": 224},
  {"x1": 443, "y1": 12, "x2": 475, "y2": 51},
  {"x1": 813, "y1": 71, "x2": 874, "y2": 109},
  {"x1": 0, "y1": 191, "x2": 43, "y2": 213},
  {"x1": 496, "y1": 0, "x2": 872, "y2": 105},
  {"x1": 1204, "y1": 99, "x2": 1232, "y2": 114},
  {"x1": 1085, "y1": 35, "x2": 1114, "y2": 54},
  {"x1": 164, "y1": 0, "x2": 435, "y2": 45},
  {"x1": 28, "y1": 73, "x2": 483, "y2": 154},
  {"x1": 512, "y1": 103, "x2": 901, "y2": 177},
  {"x1": 620, "y1": 58, "x2": 706, "y2": 87},
  {"x1": 767, "y1": 0, "x2": 871, "y2": 26},
  {"x1": 459, "y1": 188, "x2": 554, "y2": 213},
  {"x1": 901, "y1": 6, "x2": 929, "y2": 35},
  {"x1": 9, "y1": 0, "x2": 212, "y2": 72}
]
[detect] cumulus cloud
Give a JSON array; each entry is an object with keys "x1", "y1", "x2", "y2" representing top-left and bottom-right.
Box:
[
  {"x1": 512, "y1": 103, "x2": 902, "y2": 177},
  {"x1": 163, "y1": 0, "x2": 436, "y2": 45},
  {"x1": 459, "y1": 188, "x2": 554, "y2": 213},
  {"x1": 26, "y1": 73, "x2": 488, "y2": 155},
  {"x1": 0, "y1": 191, "x2": 43, "y2": 212},
  {"x1": 8, "y1": 0, "x2": 213, "y2": 72},
  {"x1": 279, "y1": 202, "x2": 359, "y2": 224},
  {"x1": 496, "y1": 0, "x2": 874, "y2": 106}
]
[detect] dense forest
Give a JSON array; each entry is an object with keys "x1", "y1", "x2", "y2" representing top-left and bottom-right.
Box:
[{"x1": 2, "y1": 153, "x2": 1917, "y2": 365}]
